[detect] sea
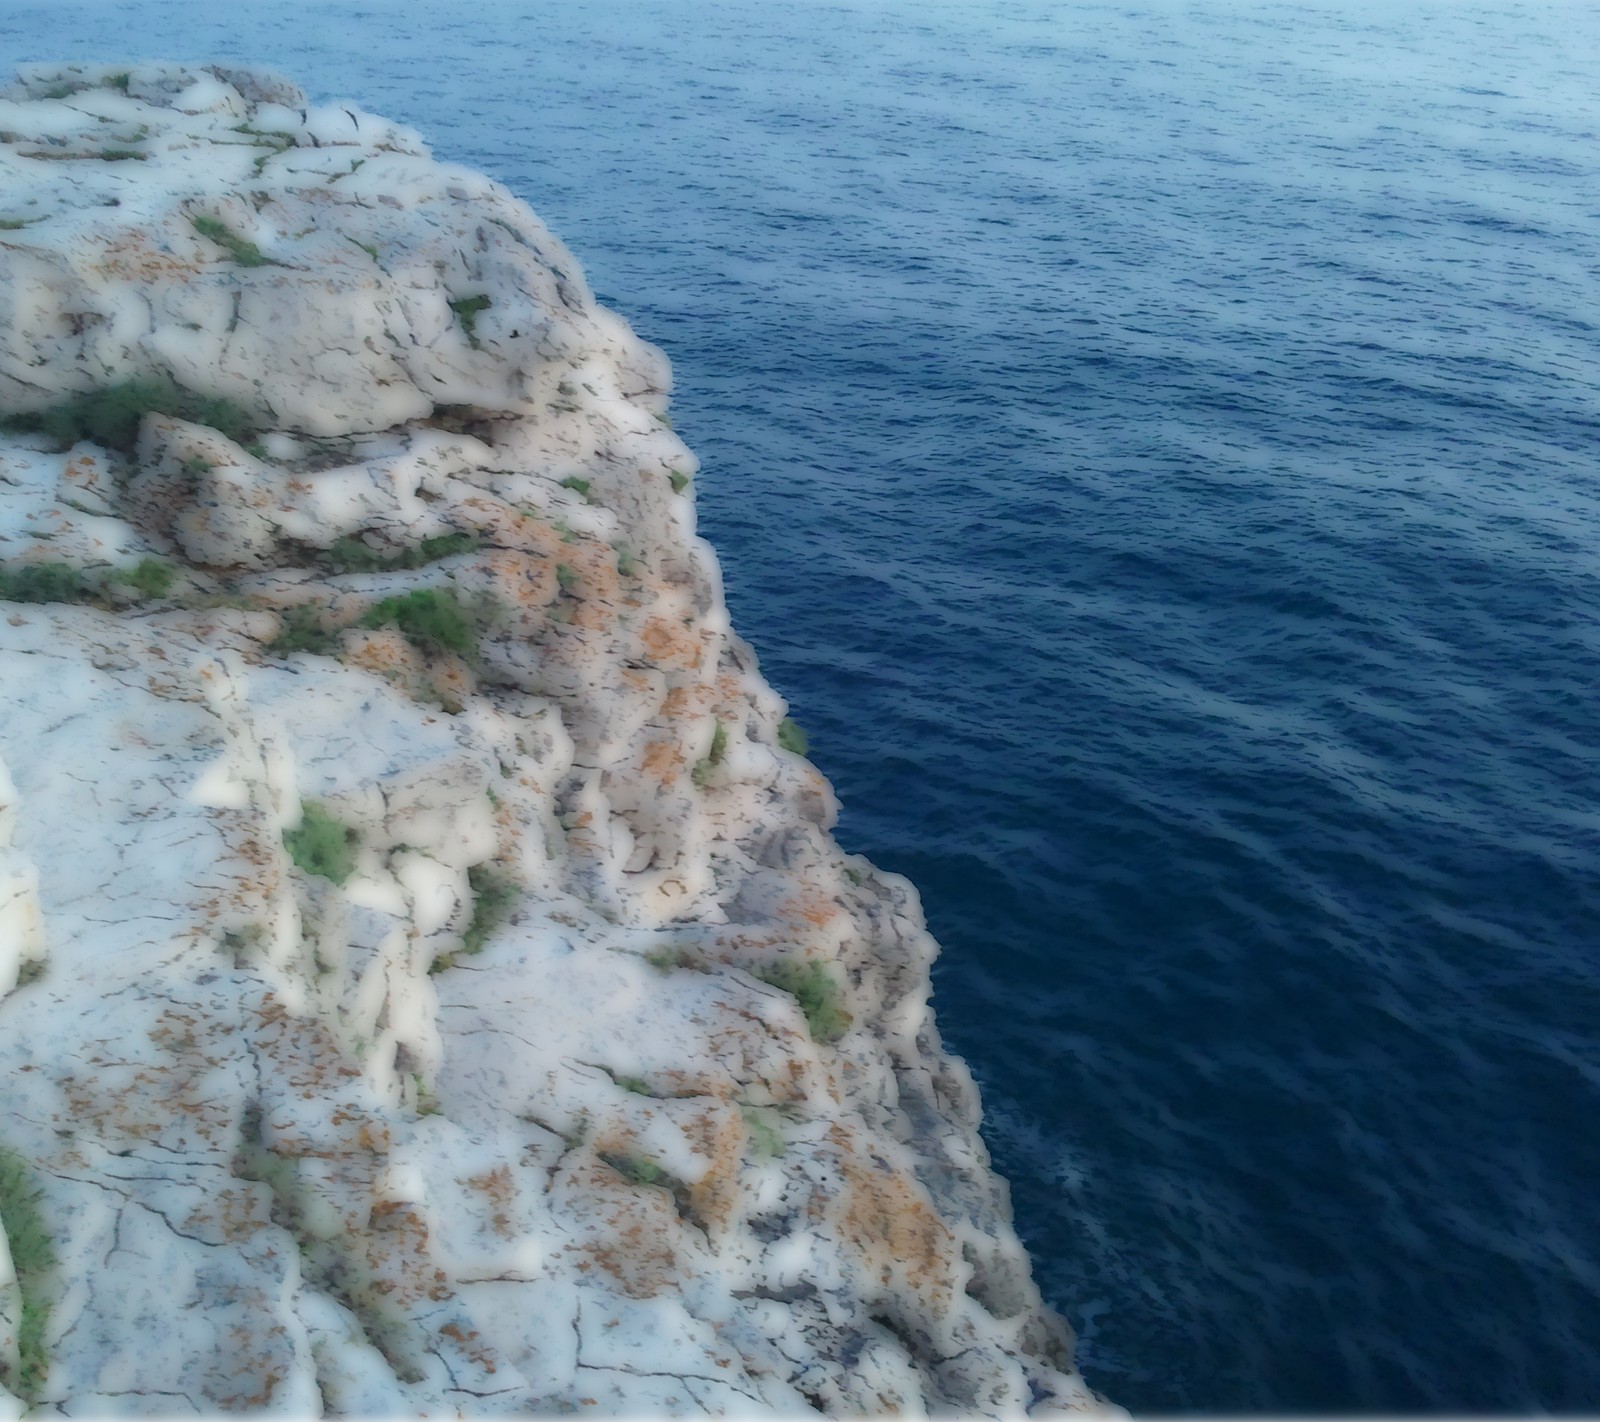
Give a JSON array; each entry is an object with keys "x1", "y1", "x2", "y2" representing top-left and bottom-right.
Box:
[{"x1": 3, "y1": 0, "x2": 1597, "y2": 1411}]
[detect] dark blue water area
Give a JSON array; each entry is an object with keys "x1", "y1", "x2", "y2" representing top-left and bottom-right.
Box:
[{"x1": 7, "y1": 0, "x2": 1600, "y2": 1410}]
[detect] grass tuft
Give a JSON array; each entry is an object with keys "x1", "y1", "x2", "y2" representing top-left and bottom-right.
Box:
[
  {"x1": 0, "y1": 558, "x2": 175, "y2": 606},
  {"x1": 644, "y1": 944, "x2": 697, "y2": 973},
  {"x1": 0, "y1": 377, "x2": 256, "y2": 453},
  {"x1": 283, "y1": 801, "x2": 359, "y2": 884},
  {"x1": 602, "y1": 1151, "x2": 680, "y2": 1192},
  {"x1": 691, "y1": 721, "x2": 728, "y2": 790},
  {"x1": 753, "y1": 960, "x2": 851, "y2": 1044},
  {"x1": 461, "y1": 864, "x2": 517, "y2": 955},
  {"x1": 267, "y1": 604, "x2": 339, "y2": 656},
  {"x1": 449, "y1": 294, "x2": 491, "y2": 348},
  {"x1": 777, "y1": 716, "x2": 808, "y2": 756},
  {"x1": 359, "y1": 585, "x2": 480, "y2": 661},
  {"x1": 742, "y1": 1108, "x2": 786, "y2": 1159},
  {"x1": 559, "y1": 476, "x2": 591, "y2": 500},
  {"x1": 191, "y1": 214, "x2": 271, "y2": 267},
  {"x1": 667, "y1": 468, "x2": 690, "y2": 494},
  {"x1": 0, "y1": 1145, "x2": 55, "y2": 1402},
  {"x1": 0, "y1": 563, "x2": 88, "y2": 604},
  {"x1": 104, "y1": 557, "x2": 174, "y2": 598},
  {"x1": 326, "y1": 530, "x2": 478, "y2": 574}
]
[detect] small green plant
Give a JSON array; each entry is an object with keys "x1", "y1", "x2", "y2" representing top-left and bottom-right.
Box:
[
  {"x1": 0, "y1": 558, "x2": 176, "y2": 606},
  {"x1": 0, "y1": 218, "x2": 32, "y2": 231},
  {"x1": 603, "y1": 1151, "x2": 675, "y2": 1190},
  {"x1": 753, "y1": 960, "x2": 851, "y2": 1045},
  {"x1": 0, "y1": 377, "x2": 257, "y2": 452},
  {"x1": 346, "y1": 237, "x2": 380, "y2": 261},
  {"x1": 654, "y1": 411, "x2": 673, "y2": 428},
  {"x1": 691, "y1": 721, "x2": 728, "y2": 790},
  {"x1": 97, "y1": 148, "x2": 145, "y2": 162},
  {"x1": 326, "y1": 530, "x2": 478, "y2": 574},
  {"x1": 742, "y1": 1108, "x2": 786, "y2": 1159},
  {"x1": 843, "y1": 867, "x2": 863, "y2": 887},
  {"x1": 449, "y1": 294, "x2": 491, "y2": 348},
  {"x1": 555, "y1": 563, "x2": 577, "y2": 594},
  {"x1": 615, "y1": 1075, "x2": 651, "y2": 1096},
  {"x1": 559, "y1": 476, "x2": 591, "y2": 499},
  {"x1": 614, "y1": 546, "x2": 639, "y2": 578},
  {"x1": 267, "y1": 604, "x2": 339, "y2": 656},
  {"x1": 283, "y1": 801, "x2": 359, "y2": 885},
  {"x1": 245, "y1": 441, "x2": 268, "y2": 459},
  {"x1": 644, "y1": 944, "x2": 697, "y2": 973},
  {"x1": 359, "y1": 586, "x2": 480, "y2": 660},
  {"x1": 0, "y1": 563, "x2": 88, "y2": 604},
  {"x1": 44, "y1": 84, "x2": 76, "y2": 99},
  {"x1": 667, "y1": 468, "x2": 690, "y2": 494},
  {"x1": 191, "y1": 214, "x2": 271, "y2": 267},
  {"x1": 180, "y1": 455, "x2": 212, "y2": 479},
  {"x1": 104, "y1": 557, "x2": 174, "y2": 598},
  {"x1": 106, "y1": 72, "x2": 131, "y2": 93},
  {"x1": 461, "y1": 864, "x2": 517, "y2": 955},
  {"x1": 777, "y1": 716, "x2": 808, "y2": 756},
  {"x1": 0, "y1": 1145, "x2": 55, "y2": 1402},
  {"x1": 412, "y1": 1073, "x2": 443, "y2": 1116}
]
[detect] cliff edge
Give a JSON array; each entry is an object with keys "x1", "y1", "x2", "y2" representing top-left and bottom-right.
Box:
[{"x1": 0, "y1": 63, "x2": 1111, "y2": 1418}]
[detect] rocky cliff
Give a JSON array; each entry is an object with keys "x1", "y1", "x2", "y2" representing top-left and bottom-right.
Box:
[{"x1": 0, "y1": 62, "x2": 1110, "y2": 1418}]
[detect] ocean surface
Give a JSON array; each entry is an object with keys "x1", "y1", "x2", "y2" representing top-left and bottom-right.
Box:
[{"x1": 5, "y1": 0, "x2": 1599, "y2": 1410}]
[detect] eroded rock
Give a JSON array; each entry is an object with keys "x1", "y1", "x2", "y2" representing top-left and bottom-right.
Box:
[{"x1": 0, "y1": 62, "x2": 1115, "y2": 1418}]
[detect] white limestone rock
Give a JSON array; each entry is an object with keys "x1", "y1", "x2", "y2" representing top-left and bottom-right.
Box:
[{"x1": 0, "y1": 63, "x2": 1118, "y2": 1418}]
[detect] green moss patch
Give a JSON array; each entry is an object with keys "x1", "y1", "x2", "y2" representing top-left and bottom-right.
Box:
[
  {"x1": 449, "y1": 294, "x2": 491, "y2": 348},
  {"x1": 0, "y1": 1145, "x2": 56, "y2": 1402},
  {"x1": 1, "y1": 377, "x2": 256, "y2": 453},
  {"x1": 0, "y1": 557, "x2": 175, "y2": 606},
  {"x1": 777, "y1": 716, "x2": 808, "y2": 756},
  {"x1": 326, "y1": 530, "x2": 479, "y2": 575},
  {"x1": 191, "y1": 214, "x2": 271, "y2": 267},
  {"x1": 267, "y1": 605, "x2": 340, "y2": 656},
  {"x1": 753, "y1": 960, "x2": 851, "y2": 1044},
  {"x1": 283, "y1": 802, "x2": 359, "y2": 884},
  {"x1": 359, "y1": 586, "x2": 481, "y2": 661},
  {"x1": 462, "y1": 864, "x2": 517, "y2": 954}
]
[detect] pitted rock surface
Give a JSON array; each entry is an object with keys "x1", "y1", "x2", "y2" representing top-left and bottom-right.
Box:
[{"x1": 0, "y1": 62, "x2": 1116, "y2": 1418}]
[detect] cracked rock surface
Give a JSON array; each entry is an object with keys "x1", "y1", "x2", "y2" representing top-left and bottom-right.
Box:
[{"x1": 0, "y1": 62, "x2": 1118, "y2": 1418}]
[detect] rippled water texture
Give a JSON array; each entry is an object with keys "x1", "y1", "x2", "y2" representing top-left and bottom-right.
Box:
[{"x1": 6, "y1": 0, "x2": 1599, "y2": 1409}]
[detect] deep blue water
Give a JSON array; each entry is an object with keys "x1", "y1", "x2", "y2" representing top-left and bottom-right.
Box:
[{"x1": 6, "y1": 0, "x2": 1600, "y2": 1410}]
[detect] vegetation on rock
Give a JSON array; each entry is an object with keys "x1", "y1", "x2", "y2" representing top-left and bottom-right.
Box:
[
  {"x1": 283, "y1": 801, "x2": 359, "y2": 884},
  {"x1": 0, "y1": 1144, "x2": 55, "y2": 1403},
  {"x1": 360, "y1": 585, "x2": 482, "y2": 661},
  {"x1": 1, "y1": 378, "x2": 256, "y2": 452},
  {"x1": 753, "y1": 959, "x2": 851, "y2": 1044}
]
